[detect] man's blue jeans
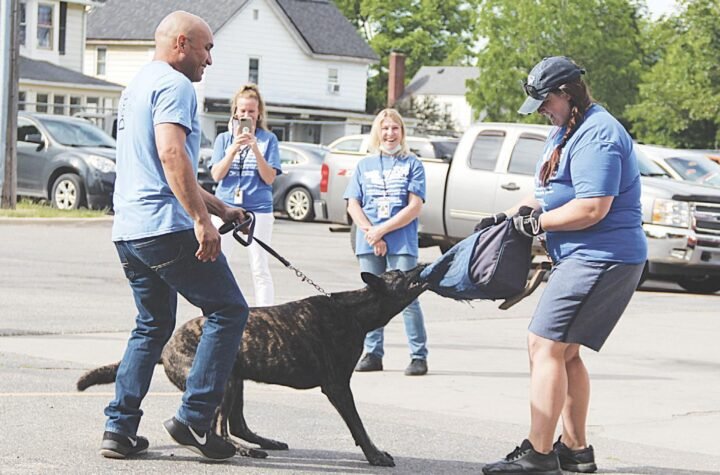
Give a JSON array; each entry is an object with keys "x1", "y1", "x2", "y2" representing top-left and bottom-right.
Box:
[
  {"x1": 105, "y1": 230, "x2": 249, "y2": 437},
  {"x1": 358, "y1": 253, "x2": 428, "y2": 360}
]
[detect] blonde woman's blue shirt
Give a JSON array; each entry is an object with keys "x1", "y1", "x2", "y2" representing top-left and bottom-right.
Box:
[
  {"x1": 210, "y1": 128, "x2": 282, "y2": 213},
  {"x1": 344, "y1": 153, "x2": 426, "y2": 257}
]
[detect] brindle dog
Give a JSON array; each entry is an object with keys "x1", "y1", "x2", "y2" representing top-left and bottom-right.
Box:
[{"x1": 77, "y1": 265, "x2": 429, "y2": 467}]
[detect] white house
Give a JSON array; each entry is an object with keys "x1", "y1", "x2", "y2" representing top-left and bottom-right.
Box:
[
  {"x1": 85, "y1": 0, "x2": 379, "y2": 144},
  {"x1": 17, "y1": 0, "x2": 122, "y2": 121},
  {"x1": 401, "y1": 66, "x2": 479, "y2": 132}
]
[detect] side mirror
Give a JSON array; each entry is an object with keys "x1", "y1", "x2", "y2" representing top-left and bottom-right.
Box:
[{"x1": 24, "y1": 133, "x2": 43, "y2": 144}]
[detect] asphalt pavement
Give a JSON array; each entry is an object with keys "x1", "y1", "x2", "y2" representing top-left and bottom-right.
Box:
[{"x1": 0, "y1": 218, "x2": 718, "y2": 474}]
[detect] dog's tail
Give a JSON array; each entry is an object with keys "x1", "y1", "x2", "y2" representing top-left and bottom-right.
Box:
[{"x1": 76, "y1": 362, "x2": 121, "y2": 391}]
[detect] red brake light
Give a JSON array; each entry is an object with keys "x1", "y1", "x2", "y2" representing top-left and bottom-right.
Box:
[{"x1": 320, "y1": 163, "x2": 329, "y2": 193}]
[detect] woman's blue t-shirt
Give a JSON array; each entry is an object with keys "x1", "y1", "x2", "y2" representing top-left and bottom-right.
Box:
[
  {"x1": 536, "y1": 104, "x2": 647, "y2": 264},
  {"x1": 344, "y1": 153, "x2": 426, "y2": 257},
  {"x1": 210, "y1": 128, "x2": 282, "y2": 213}
]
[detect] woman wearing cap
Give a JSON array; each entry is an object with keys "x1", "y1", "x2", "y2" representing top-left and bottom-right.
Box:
[{"x1": 481, "y1": 57, "x2": 647, "y2": 475}]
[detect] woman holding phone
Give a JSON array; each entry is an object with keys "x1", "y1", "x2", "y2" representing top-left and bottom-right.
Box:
[{"x1": 210, "y1": 84, "x2": 282, "y2": 306}]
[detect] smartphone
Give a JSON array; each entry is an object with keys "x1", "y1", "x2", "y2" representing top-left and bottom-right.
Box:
[
  {"x1": 231, "y1": 117, "x2": 253, "y2": 136},
  {"x1": 238, "y1": 117, "x2": 252, "y2": 134}
]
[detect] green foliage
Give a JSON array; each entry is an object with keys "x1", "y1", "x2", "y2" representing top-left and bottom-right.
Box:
[
  {"x1": 626, "y1": 0, "x2": 720, "y2": 148},
  {"x1": 0, "y1": 199, "x2": 110, "y2": 218},
  {"x1": 334, "y1": 0, "x2": 479, "y2": 113},
  {"x1": 467, "y1": 0, "x2": 644, "y2": 124}
]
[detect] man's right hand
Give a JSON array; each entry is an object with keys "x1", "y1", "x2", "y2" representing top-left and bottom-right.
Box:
[{"x1": 195, "y1": 217, "x2": 221, "y2": 262}]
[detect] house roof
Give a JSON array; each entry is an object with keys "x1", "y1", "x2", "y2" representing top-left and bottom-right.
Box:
[
  {"x1": 87, "y1": 0, "x2": 378, "y2": 61},
  {"x1": 403, "y1": 66, "x2": 479, "y2": 97},
  {"x1": 19, "y1": 56, "x2": 123, "y2": 89}
]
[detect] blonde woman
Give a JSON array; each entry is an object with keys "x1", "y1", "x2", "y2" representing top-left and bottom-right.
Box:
[
  {"x1": 344, "y1": 108, "x2": 429, "y2": 376},
  {"x1": 210, "y1": 84, "x2": 281, "y2": 306}
]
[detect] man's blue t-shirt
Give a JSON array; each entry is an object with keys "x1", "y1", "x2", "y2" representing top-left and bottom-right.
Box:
[
  {"x1": 210, "y1": 128, "x2": 282, "y2": 213},
  {"x1": 112, "y1": 61, "x2": 200, "y2": 241},
  {"x1": 535, "y1": 104, "x2": 647, "y2": 264},
  {"x1": 344, "y1": 153, "x2": 426, "y2": 257}
]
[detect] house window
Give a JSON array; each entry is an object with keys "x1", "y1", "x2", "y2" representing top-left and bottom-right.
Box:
[
  {"x1": 86, "y1": 96, "x2": 99, "y2": 112},
  {"x1": 36, "y1": 93, "x2": 49, "y2": 113},
  {"x1": 69, "y1": 96, "x2": 81, "y2": 114},
  {"x1": 328, "y1": 68, "x2": 340, "y2": 94},
  {"x1": 59, "y1": 2, "x2": 67, "y2": 55},
  {"x1": 248, "y1": 58, "x2": 259, "y2": 85},
  {"x1": 53, "y1": 95, "x2": 66, "y2": 115},
  {"x1": 37, "y1": 4, "x2": 54, "y2": 49},
  {"x1": 18, "y1": 91, "x2": 26, "y2": 111},
  {"x1": 96, "y1": 48, "x2": 107, "y2": 76},
  {"x1": 253, "y1": 9, "x2": 259, "y2": 20},
  {"x1": 19, "y1": 3, "x2": 26, "y2": 46}
]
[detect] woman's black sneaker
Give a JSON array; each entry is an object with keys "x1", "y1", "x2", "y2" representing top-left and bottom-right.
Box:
[
  {"x1": 482, "y1": 439, "x2": 561, "y2": 474},
  {"x1": 163, "y1": 417, "x2": 236, "y2": 461},
  {"x1": 553, "y1": 437, "x2": 597, "y2": 473},
  {"x1": 99, "y1": 431, "x2": 149, "y2": 458}
]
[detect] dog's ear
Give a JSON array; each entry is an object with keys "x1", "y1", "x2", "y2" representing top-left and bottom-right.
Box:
[{"x1": 361, "y1": 272, "x2": 387, "y2": 292}]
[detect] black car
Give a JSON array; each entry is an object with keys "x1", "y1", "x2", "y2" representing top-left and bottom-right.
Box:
[{"x1": 17, "y1": 113, "x2": 116, "y2": 210}]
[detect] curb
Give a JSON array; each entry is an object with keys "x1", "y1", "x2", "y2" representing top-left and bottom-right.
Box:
[{"x1": 0, "y1": 216, "x2": 114, "y2": 225}]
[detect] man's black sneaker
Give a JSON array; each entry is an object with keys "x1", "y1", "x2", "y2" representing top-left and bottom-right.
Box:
[
  {"x1": 355, "y1": 353, "x2": 383, "y2": 372},
  {"x1": 404, "y1": 358, "x2": 428, "y2": 376},
  {"x1": 553, "y1": 436, "x2": 597, "y2": 473},
  {"x1": 482, "y1": 439, "x2": 561, "y2": 475},
  {"x1": 99, "y1": 431, "x2": 149, "y2": 459},
  {"x1": 163, "y1": 417, "x2": 235, "y2": 461}
]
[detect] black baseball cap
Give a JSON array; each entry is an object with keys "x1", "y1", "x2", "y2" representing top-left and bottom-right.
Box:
[{"x1": 518, "y1": 56, "x2": 585, "y2": 115}]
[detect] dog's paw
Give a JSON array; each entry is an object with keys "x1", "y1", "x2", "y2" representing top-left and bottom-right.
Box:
[
  {"x1": 259, "y1": 439, "x2": 289, "y2": 451},
  {"x1": 367, "y1": 450, "x2": 395, "y2": 467},
  {"x1": 230, "y1": 440, "x2": 268, "y2": 459}
]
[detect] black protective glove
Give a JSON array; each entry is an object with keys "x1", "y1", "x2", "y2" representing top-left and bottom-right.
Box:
[
  {"x1": 474, "y1": 212, "x2": 507, "y2": 233},
  {"x1": 512, "y1": 206, "x2": 544, "y2": 237}
]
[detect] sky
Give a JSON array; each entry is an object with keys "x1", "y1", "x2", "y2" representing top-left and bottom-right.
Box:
[{"x1": 646, "y1": 0, "x2": 679, "y2": 20}]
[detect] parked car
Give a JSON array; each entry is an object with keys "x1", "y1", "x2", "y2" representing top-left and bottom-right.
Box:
[
  {"x1": 635, "y1": 144, "x2": 720, "y2": 188},
  {"x1": 196, "y1": 141, "x2": 328, "y2": 221},
  {"x1": 16, "y1": 112, "x2": 116, "y2": 210},
  {"x1": 317, "y1": 122, "x2": 720, "y2": 293}
]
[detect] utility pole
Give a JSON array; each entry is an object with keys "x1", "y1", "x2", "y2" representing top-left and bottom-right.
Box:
[{"x1": 0, "y1": 0, "x2": 19, "y2": 209}]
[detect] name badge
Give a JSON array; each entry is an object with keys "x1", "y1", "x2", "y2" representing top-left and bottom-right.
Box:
[
  {"x1": 377, "y1": 197, "x2": 391, "y2": 219},
  {"x1": 234, "y1": 188, "x2": 243, "y2": 205}
]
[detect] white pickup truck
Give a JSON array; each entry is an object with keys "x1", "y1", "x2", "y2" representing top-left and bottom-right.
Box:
[{"x1": 315, "y1": 123, "x2": 720, "y2": 293}]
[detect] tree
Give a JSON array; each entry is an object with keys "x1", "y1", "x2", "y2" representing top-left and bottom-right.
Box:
[
  {"x1": 334, "y1": 0, "x2": 479, "y2": 113},
  {"x1": 397, "y1": 96, "x2": 457, "y2": 135},
  {"x1": 467, "y1": 0, "x2": 644, "y2": 125},
  {"x1": 626, "y1": 0, "x2": 720, "y2": 148}
]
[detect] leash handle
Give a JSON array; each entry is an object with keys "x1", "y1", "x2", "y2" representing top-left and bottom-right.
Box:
[{"x1": 218, "y1": 211, "x2": 256, "y2": 247}]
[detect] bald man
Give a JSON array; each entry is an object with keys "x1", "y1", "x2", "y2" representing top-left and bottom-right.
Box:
[{"x1": 101, "y1": 11, "x2": 248, "y2": 461}]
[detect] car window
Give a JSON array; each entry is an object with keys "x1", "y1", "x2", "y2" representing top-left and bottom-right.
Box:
[
  {"x1": 508, "y1": 135, "x2": 545, "y2": 175},
  {"x1": 407, "y1": 139, "x2": 435, "y2": 159},
  {"x1": 332, "y1": 138, "x2": 362, "y2": 153},
  {"x1": 279, "y1": 147, "x2": 305, "y2": 166},
  {"x1": 665, "y1": 156, "x2": 720, "y2": 187},
  {"x1": 39, "y1": 117, "x2": 116, "y2": 148},
  {"x1": 431, "y1": 140, "x2": 459, "y2": 160},
  {"x1": 635, "y1": 150, "x2": 670, "y2": 177},
  {"x1": 468, "y1": 131, "x2": 504, "y2": 171},
  {"x1": 17, "y1": 118, "x2": 41, "y2": 142}
]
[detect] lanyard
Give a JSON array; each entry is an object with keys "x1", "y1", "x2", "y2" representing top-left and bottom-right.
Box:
[{"x1": 378, "y1": 152, "x2": 399, "y2": 196}]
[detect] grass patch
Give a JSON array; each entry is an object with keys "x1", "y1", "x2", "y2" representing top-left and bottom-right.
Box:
[{"x1": 0, "y1": 200, "x2": 110, "y2": 218}]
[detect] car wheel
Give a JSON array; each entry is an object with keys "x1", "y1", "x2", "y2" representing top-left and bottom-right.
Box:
[
  {"x1": 284, "y1": 187, "x2": 314, "y2": 221},
  {"x1": 676, "y1": 275, "x2": 720, "y2": 294},
  {"x1": 51, "y1": 173, "x2": 84, "y2": 210}
]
